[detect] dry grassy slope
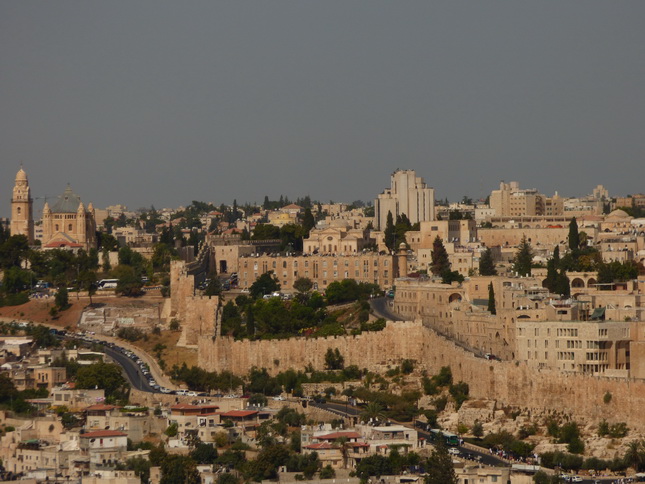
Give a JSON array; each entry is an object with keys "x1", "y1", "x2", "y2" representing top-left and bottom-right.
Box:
[{"x1": 0, "y1": 296, "x2": 197, "y2": 370}]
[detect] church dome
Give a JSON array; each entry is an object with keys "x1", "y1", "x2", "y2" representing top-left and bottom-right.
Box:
[{"x1": 51, "y1": 185, "x2": 83, "y2": 213}]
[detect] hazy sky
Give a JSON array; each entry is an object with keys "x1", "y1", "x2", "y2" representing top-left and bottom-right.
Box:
[{"x1": 2, "y1": 2, "x2": 645, "y2": 218}]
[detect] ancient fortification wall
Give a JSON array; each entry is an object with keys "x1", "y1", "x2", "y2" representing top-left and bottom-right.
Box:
[
  {"x1": 170, "y1": 260, "x2": 220, "y2": 347},
  {"x1": 198, "y1": 321, "x2": 428, "y2": 375},
  {"x1": 198, "y1": 321, "x2": 645, "y2": 431}
]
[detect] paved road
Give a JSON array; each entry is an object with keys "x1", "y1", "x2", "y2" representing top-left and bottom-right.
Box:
[
  {"x1": 370, "y1": 297, "x2": 404, "y2": 321},
  {"x1": 99, "y1": 343, "x2": 160, "y2": 393},
  {"x1": 311, "y1": 401, "x2": 507, "y2": 468}
]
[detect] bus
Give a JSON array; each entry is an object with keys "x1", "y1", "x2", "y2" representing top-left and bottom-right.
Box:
[
  {"x1": 429, "y1": 429, "x2": 460, "y2": 447},
  {"x1": 97, "y1": 279, "x2": 118, "y2": 289}
]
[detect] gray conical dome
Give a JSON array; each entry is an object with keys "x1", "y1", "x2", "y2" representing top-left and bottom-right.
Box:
[{"x1": 51, "y1": 185, "x2": 83, "y2": 213}]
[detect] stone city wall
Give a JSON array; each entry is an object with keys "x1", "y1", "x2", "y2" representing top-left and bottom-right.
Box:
[
  {"x1": 198, "y1": 321, "x2": 428, "y2": 376},
  {"x1": 198, "y1": 321, "x2": 645, "y2": 432}
]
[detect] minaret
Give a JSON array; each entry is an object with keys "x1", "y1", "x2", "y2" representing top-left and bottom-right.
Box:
[{"x1": 10, "y1": 166, "x2": 34, "y2": 244}]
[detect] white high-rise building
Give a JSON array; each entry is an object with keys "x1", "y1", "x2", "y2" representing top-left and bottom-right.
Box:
[{"x1": 374, "y1": 170, "x2": 435, "y2": 230}]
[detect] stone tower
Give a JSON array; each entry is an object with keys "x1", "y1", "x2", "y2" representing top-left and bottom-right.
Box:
[{"x1": 10, "y1": 166, "x2": 34, "y2": 244}]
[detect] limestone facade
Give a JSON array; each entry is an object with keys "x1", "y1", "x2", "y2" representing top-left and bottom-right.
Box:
[
  {"x1": 237, "y1": 252, "x2": 398, "y2": 291},
  {"x1": 374, "y1": 169, "x2": 435, "y2": 230},
  {"x1": 41, "y1": 185, "x2": 97, "y2": 251},
  {"x1": 516, "y1": 319, "x2": 634, "y2": 375},
  {"x1": 169, "y1": 260, "x2": 220, "y2": 347},
  {"x1": 490, "y1": 181, "x2": 563, "y2": 217},
  {"x1": 196, "y1": 318, "x2": 645, "y2": 433},
  {"x1": 303, "y1": 226, "x2": 373, "y2": 254},
  {"x1": 10, "y1": 167, "x2": 35, "y2": 244}
]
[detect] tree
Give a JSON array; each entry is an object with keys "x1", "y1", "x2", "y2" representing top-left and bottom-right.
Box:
[
  {"x1": 55, "y1": 287, "x2": 70, "y2": 311},
  {"x1": 191, "y1": 442, "x2": 219, "y2": 464},
  {"x1": 324, "y1": 348, "x2": 344, "y2": 370},
  {"x1": 249, "y1": 272, "x2": 280, "y2": 299},
  {"x1": 487, "y1": 283, "x2": 496, "y2": 315},
  {"x1": 204, "y1": 277, "x2": 222, "y2": 297},
  {"x1": 441, "y1": 270, "x2": 464, "y2": 285},
  {"x1": 430, "y1": 237, "x2": 450, "y2": 277},
  {"x1": 555, "y1": 269, "x2": 571, "y2": 298},
  {"x1": 478, "y1": 248, "x2": 497, "y2": 276},
  {"x1": 624, "y1": 441, "x2": 645, "y2": 471},
  {"x1": 302, "y1": 208, "x2": 315, "y2": 233},
  {"x1": 75, "y1": 362, "x2": 128, "y2": 401},
  {"x1": 568, "y1": 217, "x2": 580, "y2": 251},
  {"x1": 533, "y1": 470, "x2": 564, "y2": 484},
  {"x1": 160, "y1": 455, "x2": 200, "y2": 484},
  {"x1": 293, "y1": 277, "x2": 313, "y2": 294},
  {"x1": 384, "y1": 211, "x2": 396, "y2": 252},
  {"x1": 424, "y1": 438, "x2": 458, "y2": 484},
  {"x1": 360, "y1": 401, "x2": 385, "y2": 424},
  {"x1": 472, "y1": 420, "x2": 484, "y2": 439},
  {"x1": 79, "y1": 270, "x2": 97, "y2": 305},
  {"x1": 544, "y1": 247, "x2": 560, "y2": 294},
  {"x1": 2, "y1": 266, "x2": 33, "y2": 294},
  {"x1": 513, "y1": 236, "x2": 533, "y2": 276},
  {"x1": 0, "y1": 234, "x2": 30, "y2": 269},
  {"x1": 112, "y1": 265, "x2": 143, "y2": 297}
]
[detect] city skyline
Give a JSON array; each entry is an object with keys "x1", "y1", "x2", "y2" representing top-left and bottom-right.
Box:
[{"x1": 2, "y1": 2, "x2": 645, "y2": 217}]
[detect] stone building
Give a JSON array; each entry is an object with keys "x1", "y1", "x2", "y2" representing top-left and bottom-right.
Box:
[
  {"x1": 41, "y1": 185, "x2": 97, "y2": 251},
  {"x1": 303, "y1": 226, "x2": 374, "y2": 255},
  {"x1": 10, "y1": 166, "x2": 35, "y2": 244},
  {"x1": 490, "y1": 181, "x2": 563, "y2": 217},
  {"x1": 237, "y1": 252, "x2": 399, "y2": 291},
  {"x1": 516, "y1": 319, "x2": 634, "y2": 376},
  {"x1": 374, "y1": 169, "x2": 435, "y2": 230}
]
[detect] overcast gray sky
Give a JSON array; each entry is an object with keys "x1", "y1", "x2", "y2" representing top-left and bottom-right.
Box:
[{"x1": 2, "y1": 1, "x2": 644, "y2": 218}]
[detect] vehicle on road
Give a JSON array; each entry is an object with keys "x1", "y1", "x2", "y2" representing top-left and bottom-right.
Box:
[{"x1": 429, "y1": 429, "x2": 460, "y2": 446}]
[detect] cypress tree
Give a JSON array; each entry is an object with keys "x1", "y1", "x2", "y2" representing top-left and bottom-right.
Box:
[
  {"x1": 425, "y1": 438, "x2": 458, "y2": 484},
  {"x1": 568, "y1": 217, "x2": 580, "y2": 251},
  {"x1": 487, "y1": 283, "x2": 496, "y2": 315},
  {"x1": 384, "y1": 211, "x2": 396, "y2": 252},
  {"x1": 512, "y1": 236, "x2": 533, "y2": 276},
  {"x1": 544, "y1": 247, "x2": 559, "y2": 293},
  {"x1": 430, "y1": 236, "x2": 451, "y2": 276},
  {"x1": 302, "y1": 208, "x2": 315, "y2": 233},
  {"x1": 479, "y1": 248, "x2": 497, "y2": 276}
]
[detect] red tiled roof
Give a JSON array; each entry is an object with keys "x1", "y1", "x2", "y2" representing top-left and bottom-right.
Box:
[
  {"x1": 305, "y1": 442, "x2": 336, "y2": 450},
  {"x1": 81, "y1": 430, "x2": 127, "y2": 438},
  {"x1": 85, "y1": 404, "x2": 117, "y2": 411},
  {"x1": 347, "y1": 442, "x2": 370, "y2": 448},
  {"x1": 220, "y1": 410, "x2": 258, "y2": 418},
  {"x1": 171, "y1": 404, "x2": 220, "y2": 411},
  {"x1": 44, "y1": 241, "x2": 83, "y2": 248},
  {"x1": 317, "y1": 431, "x2": 361, "y2": 441}
]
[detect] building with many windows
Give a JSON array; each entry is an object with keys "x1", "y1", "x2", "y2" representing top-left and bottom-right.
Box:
[
  {"x1": 516, "y1": 319, "x2": 634, "y2": 376},
  {"x1": 374, "y1": 169, "x2": 435, "y2": 230},
  {"x1": 238, "y1": 252, "x2": 399, "y2": 291}
]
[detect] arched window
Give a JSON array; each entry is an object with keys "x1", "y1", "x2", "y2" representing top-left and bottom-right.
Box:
[
  {"x1": 16, "y1": 207, "x2": 21, "y2": 215},
  {"x1": 68, "y1": 224, "x2": 73, "y2": 232}
]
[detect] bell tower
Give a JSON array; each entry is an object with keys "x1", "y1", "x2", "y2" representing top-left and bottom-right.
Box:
[{"x1": 10, "y1": 166, "x2": 34, "y2": 244}]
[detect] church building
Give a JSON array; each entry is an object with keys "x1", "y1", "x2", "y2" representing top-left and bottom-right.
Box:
[{"x1": 41, "y1": 185, "x2": 97, "y2": 251}]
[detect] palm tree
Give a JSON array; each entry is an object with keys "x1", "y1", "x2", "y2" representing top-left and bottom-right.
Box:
[
  {"x1": 624, "y1": 440, "x2": 644, "y2": 471},
  {"x1": 335, "y1": 436, "x2": 350, "y2": 468},
  {"x1": 360, "y1": 401, "x2": 385, "y2": 424}
]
